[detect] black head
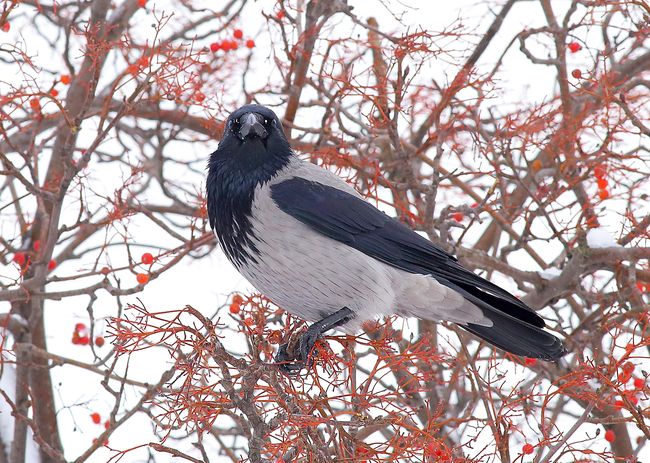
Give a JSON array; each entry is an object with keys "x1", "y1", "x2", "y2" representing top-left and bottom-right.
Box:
[{"x1": 216, "y1": 104, "x2": 291, "y2": 164}]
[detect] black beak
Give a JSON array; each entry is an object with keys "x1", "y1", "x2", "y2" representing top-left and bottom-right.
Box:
[{"x1": 238, "y1": 112, "x2": 268, "y2": 140}]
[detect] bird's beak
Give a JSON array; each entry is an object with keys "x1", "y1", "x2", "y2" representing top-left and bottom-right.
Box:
[{"x1": 238, "y1": 112, "x2": 268, "y2": 140}]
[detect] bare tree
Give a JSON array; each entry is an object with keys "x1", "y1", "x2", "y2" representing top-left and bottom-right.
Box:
[{"x1": 1, "y1": 0, "x2": 648, "y2": 462}]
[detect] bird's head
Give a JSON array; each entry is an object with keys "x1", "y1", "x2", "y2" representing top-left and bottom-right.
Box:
[{"x1": 214, "y1": 104, "x2": 292, "y2": 170}]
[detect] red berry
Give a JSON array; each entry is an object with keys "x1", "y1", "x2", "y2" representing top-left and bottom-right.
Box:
[
  {"x1": 622, "y1": 361, "x2": 635, "y2": 374},
  {"x1": 571, "y1": 69, "x2": 582, "y2": 79},
  {"x1": 452, "y1": 212, "x2": 463, "y2": 222},
  {"x1": 634, "y1": 377, "x2": 645, "y2": 389},
  {"x1": 90, "y1": 412, "x2": 101, "y2": 424},
  {"x1": 71, "y1": 333, "x2": 80, "y2": 345},
  {"x1": 210, "y1": 42, "x2": 220, "y2": 52},
  {"x1": 75, "y1": 322, "x2": 87, "y2": 333},
  {"x1": 48, "y1": 259, "x2": 57, "y2": 271},
  {"x1": 525, "y1": 357, "x2": 537, "y2": 366},
  {"x1": 49, "y1": 89, "x2": 58, "y2": 97},
  {"x1": 522, "y1": 443, "x2": 534, "y2": 455},
  {"x1": 233, "y1": 29, "x2": 243, "y2": 39},
  {"x1": 33, "y1": 240, "x2": 40, "y2": 251},
  {"x1": 78, "y1": 335, "x2": 90, "y2": 345},
  {"x1": 195, "y1": 92, "x2": 206, "y2": 103},
  {"x1": 60, "y1": 75, "x2": 71, "y2": 85},
  {"x1": 597, "y1": 178, "x2": 608, "y2": 189},
  {"x1": 598, "y1": 189, "x2": 609, "y2": 200},
  {"x1": 614, "y1": 399, "x2": 624, "y2": 409},
  {"x1": 136, "y1": 273, "x2": 149, "y2": 285},
  {"x1": 13, "y1": 252, "x2": 26, "y2": 266},
  {"x1": 29, "y1": 98, "x2": 41, "y2": 111},
  {"x1": 229, "y1": 303, "x2": 241, "y2": 314},
  {"x1": 594, "y1": 165, "x2": 606, "y2": 178},
  {"x1": 95, "y1": 336, "x2": 105, "y2": 347},
  {"x1": 141, "y1": 252, "x2": 154, "y2": 265},
  {"x1": 568, "y1": 42, "x2": 582, "y2": 53},
  {"x1": 276, "y1": 10, "x2": 285, "y2": 19},
  {"x1": 100, "y1": 266, "x2": 110, "y2": 275},
  {"x1": 246, "y1": 39, "x2": 255, "y2": 49},
  {"x1": 104, "y1": 420, "x2": 110, "y2": 429},
  {"x1": 232, "y1": 294, "x2": 244, "y2": 305},
  {"x1": 244, "y1": 317, "x2": 254, "y2": 326},
  {"x1": 604, "y1": 430, "x2": 615, "y2": 442},
  {"x1": 227, "y1": 40, "x2": 238, "y2": 50},
  {"x1": 137, "y1": 0, "x2": 146, "y2": 7},
  {"x1": 1, "y1": 22, "x2": 9, "y2": 32}
]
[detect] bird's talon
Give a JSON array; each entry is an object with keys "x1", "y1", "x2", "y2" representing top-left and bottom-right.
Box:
[{"x1": 275, "y1": 331, "x2": 322, "y2": 374}]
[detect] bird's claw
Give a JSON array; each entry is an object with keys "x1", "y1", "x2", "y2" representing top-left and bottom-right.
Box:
[
  {"x1": 275, "y1": 331, "x2": 321, "y2": 375},
  {"x1": 274, "y1": 307, "x2": 354, "y2": 375}
]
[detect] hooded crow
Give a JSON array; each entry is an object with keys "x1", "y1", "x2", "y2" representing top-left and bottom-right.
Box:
[{"x1": 207, "y1": 104, "x2": 567, "y2": 373}]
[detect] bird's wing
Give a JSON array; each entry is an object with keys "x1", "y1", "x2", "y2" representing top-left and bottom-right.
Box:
[
  {"x1": 270, "y1": 177, "x2": 546, "y2": 329},
  {"x1": 271, "y1": 177, "x2": 567, "y2": 359}
]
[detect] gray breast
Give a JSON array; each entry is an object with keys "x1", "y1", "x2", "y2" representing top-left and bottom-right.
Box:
[{"x1": 238, "y1": 159, "x2": 396, "y2": 332}]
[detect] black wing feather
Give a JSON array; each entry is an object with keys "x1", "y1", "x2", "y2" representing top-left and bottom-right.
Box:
[
  {"x1": 271, "y1": 178, "x2": 541, "y2": 322},
  {"x1": 271, "y1": 178, "x2": 567, "y2": 360}
]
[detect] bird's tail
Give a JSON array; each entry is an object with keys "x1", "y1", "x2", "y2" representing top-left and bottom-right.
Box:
[{"x1": 449, "y1": 280, "x2": 567, "y2": 360}]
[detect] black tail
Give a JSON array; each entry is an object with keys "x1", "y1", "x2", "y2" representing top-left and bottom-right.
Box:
[{"x1": 446, "y1": 280, "x2": 567, "y2": 360}]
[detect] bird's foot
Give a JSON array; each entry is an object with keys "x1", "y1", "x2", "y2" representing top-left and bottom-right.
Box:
[
  {"x1": 274, "y1": 307, "x2": 354, "y2": 375},
  {"x1": 274, "y1": 330, "x2": 320, "y2": 375}
]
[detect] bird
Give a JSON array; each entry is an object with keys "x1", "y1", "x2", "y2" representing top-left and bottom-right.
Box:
[{"x1": 206, "y1": 104, "x2": 567, "y2": 373}]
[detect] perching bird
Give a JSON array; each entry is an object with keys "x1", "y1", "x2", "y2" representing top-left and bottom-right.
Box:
[{"x1": 207, "y1": 104, "x2": 567, "y2": 373}]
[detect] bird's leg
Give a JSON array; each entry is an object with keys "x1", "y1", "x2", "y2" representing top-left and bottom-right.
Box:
[{"x1": 276, "y1": 307, "x2": 354, "y2": 374}]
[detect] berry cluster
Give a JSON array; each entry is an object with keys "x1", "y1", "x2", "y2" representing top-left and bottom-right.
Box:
[
  {"x1": 11, "y1": 240, "x2": 56, "y2": 274},
  {"x1": 593, "y1": 165, "x2": 609, "y2": 200},
  {"x1": 209, "y1": 29, "x2": 255, "y2": 54},
  {"x1": 90, "y1": 413, "x2": 110, "y2": 445},
  {"x1": 568, "y1": 41, "x2": 584, "y2": 79},
  {"x1": 71, "y1": 323, "x2": 105, "y2": 347},
  {"x1": 71, "y1": 323, "x2": 90, "y2": 345},
  {"x1": 229, "y1": 294, "x2": 244, "y2": 314}
]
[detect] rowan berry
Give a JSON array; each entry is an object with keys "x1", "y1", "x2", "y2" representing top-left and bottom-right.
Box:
[{"x1": 568, "y1": 42, "x2": 582, "y2": 53}]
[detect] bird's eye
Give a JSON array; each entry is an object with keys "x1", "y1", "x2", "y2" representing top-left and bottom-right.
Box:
[{"x1": 264, "y1": 118, "x2": 269, "y2": 124}]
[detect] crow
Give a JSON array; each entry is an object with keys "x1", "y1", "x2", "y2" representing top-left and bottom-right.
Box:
[{"x1": 206, "y1": 104, "x2": 567, "y2": 373}]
